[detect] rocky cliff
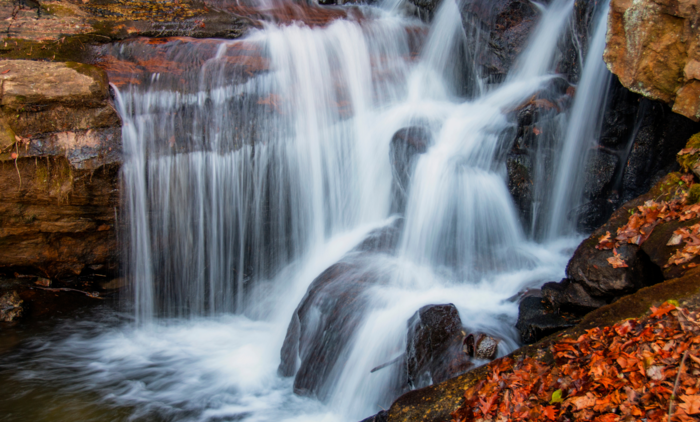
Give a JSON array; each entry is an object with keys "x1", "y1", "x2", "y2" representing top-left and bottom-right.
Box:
[
  {"x1": 0, "y1": 60, "x2": 121, "y2": 285},
  {"x1": 604, "y1": 0, "x2": 700, "y2": 121}
]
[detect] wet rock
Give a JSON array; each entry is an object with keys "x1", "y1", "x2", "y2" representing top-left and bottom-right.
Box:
[
  {"x1": 279, "y1": 258, "x2": 391, "y2": 400},
  {"x1": 604, "y1": 0, "x2": 700, "y2": 121},
  {"x1": 541, "y1": 279, "x2": 606, "y2": 314},
  {"x1": 0, "y1": 291, "x2": 23, "y2": 322},
  {"x1": 506, "y1": 153, "x2": 533, "y2": 228},
  {"x1": 463, "y1": 333, "x2": 499, "y2": 360},
  {"x1": 405, "y1": 304, "x2": 471, "y2": 389},
  {"x1": 619, "y1": 98, "x2": 700, "y2": 204},
  {"x1": 359, "y1": 410, "x2": 388, "y2": 422},
  {"x1": 405, "y1": 0, "x2": 442, "y2": 21},
  {"x1": 516, "y1": 294, "x2": 576, "y2": 344},
  {"x1": 568, "y1": 239, "x2": 663, "y2": 299},
  {"x1": 354, "y1": 218, "x2": 403, "y2": 254},
  {"x1": 458, "y1": 0, "x2": 541, "y2": 81},
  {"x1": 390, "y1": 127, "x2": 431, "y2": 214},
  {"x1": 560, "y1": 172, "x2": 700, "y2": 313},
  {"x1": 575, "y1": 149, "x2": 620, "y2": 231}
]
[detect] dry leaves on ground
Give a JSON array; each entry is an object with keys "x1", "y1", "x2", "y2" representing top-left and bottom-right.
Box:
[
  {"x1": 452, "y1": 301, "x2": 700, "y2": 422},
  {"x1": 596, "y1": 174, "x2": 700, "y2": 268}
]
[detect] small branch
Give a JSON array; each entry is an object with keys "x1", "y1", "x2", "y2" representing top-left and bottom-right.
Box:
[
  {"x1": 669, "y1": 350, "x2": 689, "y2": 421},
  {"x1": 14, "y1": 142, "x2": 21, "y2": 191},
  {"x1": 32, "y1": 286, "x2": 103, "y2": 299}
]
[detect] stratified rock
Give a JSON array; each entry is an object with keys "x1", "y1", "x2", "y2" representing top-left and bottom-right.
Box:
[
  {"x1": 516, "y1": 295, "x2": 575, "y2": 344},
  {"x1": 0, "y1": 61, "x2": 121, "y2": 280},
  {"x1": 0, "y1": 291, "x2": 23, "y2": 322},
  {"x1": 405, "y1": 304, "x2": 471, "y2": 389},
  {"x1": 604, "y1": 0, "x2": 700, "y2": 121}
]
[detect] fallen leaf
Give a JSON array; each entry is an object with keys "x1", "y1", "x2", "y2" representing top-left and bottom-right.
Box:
[
  {"x1": 607, "y1": 249, "x2": 628, "y2": 268},
  {"x1": 678, "y1": 395, "x2": 700, "y2": 415}
]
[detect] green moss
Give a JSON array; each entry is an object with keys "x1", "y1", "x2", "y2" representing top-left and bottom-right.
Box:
[
  {"x1": 0, "y1": 35, "x2": 110, "y2": 63},
  {"x1": 40, "y1": 3, "x2": 77, "y2": 17},
  {"x1": 64, "y1": 62, "x2": 109, "y2": 93},
  {"x1": 35, "y1": 163, "x2": 49, "y2": 188},
  {"x1": 689, "y1": 184, "x2": 700, "y2": 204},
  {"x1": 677, "y1": 133, "x2": 700, "y2": 172}
]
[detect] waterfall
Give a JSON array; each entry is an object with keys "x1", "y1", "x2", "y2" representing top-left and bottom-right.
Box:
[
  {"x1": 0, "y1": 0, "x2": 620, "y2": 420},
  {"x1": 546, "y1": 0, "x2": 613, "y2": 237}
]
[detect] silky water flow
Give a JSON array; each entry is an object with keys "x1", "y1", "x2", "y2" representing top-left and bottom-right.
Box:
[{"x1": 0, "y1": 0, "x2": 612, "y2": 420}]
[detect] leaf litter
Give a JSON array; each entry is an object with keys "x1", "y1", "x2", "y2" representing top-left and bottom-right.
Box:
[
  {"x1": 596, "y1": 173, "x2": 700, "y2": 269},
  {"x1": 452, "y1": 302, "x2": 700, "y2": 422}
]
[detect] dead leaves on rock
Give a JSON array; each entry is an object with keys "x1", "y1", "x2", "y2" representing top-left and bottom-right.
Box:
[
  {"x1": 452, "y1": 302, "x2": 700, "y2": 422},
  {"x1": 596, "y1": 174, "x2": 700, "y2": 269}
]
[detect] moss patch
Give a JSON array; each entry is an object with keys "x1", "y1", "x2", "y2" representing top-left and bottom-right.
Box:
[{"x1": 677, "y1": 132, "x2": 700, "y2": 171}]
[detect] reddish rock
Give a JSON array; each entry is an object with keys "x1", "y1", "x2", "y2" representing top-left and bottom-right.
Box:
[{"x1": 604, "y1": 0, "x2": 700, "y2": 121}]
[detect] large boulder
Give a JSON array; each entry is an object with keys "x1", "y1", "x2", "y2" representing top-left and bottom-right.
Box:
[
  {"x1": 604, "y1": 0, "x2": 700, "y2": 121},
  {"x1": 279, "y1": 222, "x2": 402, "y2": 399},
  {"x1": 0, "y1": 61, "x2": 121, "y2": 281},
  {"x1": 405, "y1": 304, "x2": 471, "y2": 389}
]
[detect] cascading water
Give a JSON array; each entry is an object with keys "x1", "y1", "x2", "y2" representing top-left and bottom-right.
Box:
[{"x1": 0, "y1": 0, "x2": 615, "y2": 420}]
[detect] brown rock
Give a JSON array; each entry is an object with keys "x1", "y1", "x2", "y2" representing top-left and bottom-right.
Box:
[
  {"x1": 406, "y1": 304, "x2": 472, "y2": 389},
  {"x1": 0, "y1": 60, "x2": 110, "y2": 108},
  {"x1": 0, "y1": 60, "x2": 121, "y2": 281},
  {"x1": 0, "y1": 291, "x2": 23, "y2": 322},
  {"x1": 604, "y1": 0, "x2": 700, "y2": 121}
]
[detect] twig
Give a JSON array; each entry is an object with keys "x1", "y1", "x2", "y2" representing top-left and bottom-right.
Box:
[
  {"x1": 669, "y1": 350, "x2": 689, "y2": 421},
  {"x1": 32, "y1": 286, "x2": 103, "y2": 299},
  {"x1": 14, "y1": 142, "x2": 21, "y2": 190}
]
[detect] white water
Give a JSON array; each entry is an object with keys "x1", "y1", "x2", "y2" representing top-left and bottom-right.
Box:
[
  {"x1": 547, "y1": 0, "x2": 613, "y2": 237},
  {"x1": 2, "y1": 0, "x2": 614, "y2": 421}
]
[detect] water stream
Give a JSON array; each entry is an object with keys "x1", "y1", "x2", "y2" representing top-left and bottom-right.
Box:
[{"x1": 0, "y1": 0, "x2": 613, "y2": 420}]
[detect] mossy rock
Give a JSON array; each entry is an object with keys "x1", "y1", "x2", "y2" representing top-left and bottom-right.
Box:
[
  {"x1": 0, "y1": 118, "x2": 16, "y2": 152},
  {"x1": 677, "y1": 132, "x2": 700, "y2": 173}
]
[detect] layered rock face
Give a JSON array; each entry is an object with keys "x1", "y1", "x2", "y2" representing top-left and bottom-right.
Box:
[
  {"x1": 0, "y1": 60, "x2": 121, "y2": 281},
  {"x1": 604, "y1": 0, "x2": 700, "y2": 121}
]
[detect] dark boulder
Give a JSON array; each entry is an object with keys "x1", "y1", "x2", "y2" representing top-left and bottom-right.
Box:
[
  {"x1": 459, "y1": 0, "x2": 542, "y2": 81},
  {"x1": 390, "y1": 127, "x2": 432, "y2": 214},
  {"x1": 359, "y1": 410, "x2": 388, "y2": 422},
  {"x1": 515, "y1": 294, "x2": 576, "y2": 344},
  {"x1": 506, "y1": 153, "x2": 533, "y2": 229},
  {"x1": 540, "y1": 279, "x2": 606, "y2": 315},
  {"x1": 278, "y1": 260, "x2": 387, "y2": 399},
  {"x1": 405, "y1": 304, "x2": 471, "y2": 389},
  {"x1": 354, "y1": 218, "x2": 403, "y2": 254},
  {"x1": 405, "y1": 0, "x2": 442, "y2": 21}
]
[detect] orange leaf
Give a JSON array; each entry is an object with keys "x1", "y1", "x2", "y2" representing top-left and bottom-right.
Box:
[
  {"x1": 607, "y1": 249, "x2": 628, "y2": 268},
  {"x1": 679, "y1": 395, "x2": 700, "y2": 415},
  {"x1": 543, "y1": 406, "x2": 556, "y2": 420}
]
